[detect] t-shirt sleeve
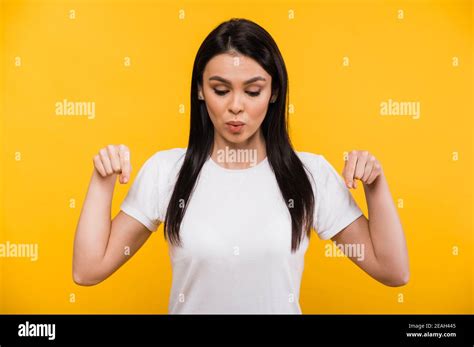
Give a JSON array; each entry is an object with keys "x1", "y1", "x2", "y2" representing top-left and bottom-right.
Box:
[
  {"x1": 312, "y1": 155, "x2": 364, "y2": 240},
  {"x1": 120, "y1": 155, "x2": 162, "y2": 232}
]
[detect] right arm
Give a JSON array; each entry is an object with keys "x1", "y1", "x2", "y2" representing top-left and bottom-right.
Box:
[{"x1": 72, "y1": 144, "x2": 159, "y2": 286}]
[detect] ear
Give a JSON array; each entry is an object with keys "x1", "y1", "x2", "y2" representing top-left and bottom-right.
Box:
[
  {"x1": 197, "y1": 86, "x2": 204, "y2": 100},
  {"x1": 270, "y1": 89, "x2": 279, "y2": 103}
]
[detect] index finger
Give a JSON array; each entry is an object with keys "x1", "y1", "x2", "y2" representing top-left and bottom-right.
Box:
[
  {"x1": 343, "y1": 151, "x2": 358, "y2": 188},
  {"x1": 118, "y1": 144, "x2": 131, "y2": 183}
]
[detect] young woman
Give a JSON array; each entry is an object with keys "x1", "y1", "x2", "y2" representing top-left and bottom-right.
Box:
[{"x1": 73, "y1": 18, "x2": 409, "y2": 314}]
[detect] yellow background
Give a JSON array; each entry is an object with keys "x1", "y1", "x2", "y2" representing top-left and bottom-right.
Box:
[{"x1": 0, "y1": 0, "x2": 472, "y2": 313}]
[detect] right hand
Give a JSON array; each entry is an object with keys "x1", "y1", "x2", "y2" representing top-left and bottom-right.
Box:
[{"x1": 93, "y1": 144, "x2": 131, "y2": 184}]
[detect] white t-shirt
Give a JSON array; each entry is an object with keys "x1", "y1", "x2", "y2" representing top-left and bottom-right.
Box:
[{"x1": 120, "y1": 147, "x2": 363, "y2": 314}]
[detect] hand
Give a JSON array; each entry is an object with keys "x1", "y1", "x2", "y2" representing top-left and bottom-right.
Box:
[
  {"x1": 93, "y1": 144, "x2": 132, "y2": 184},
  {"x1": 343, "y1": 150, "x2": 383, "y2": 189}
]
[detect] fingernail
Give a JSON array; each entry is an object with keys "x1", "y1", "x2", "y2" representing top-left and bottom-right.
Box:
[{"x1": 124, "y1": 177, "x2": 128, "y2": 183}]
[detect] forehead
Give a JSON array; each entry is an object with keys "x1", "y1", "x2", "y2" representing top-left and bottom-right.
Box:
[{"x1": 203, "y1": 53, "x2": 270, "y2": 82}]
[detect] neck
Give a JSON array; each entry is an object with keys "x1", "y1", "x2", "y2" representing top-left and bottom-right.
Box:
[{"x1": 210, "y1": 129, "x2": 267, "y2": 169}]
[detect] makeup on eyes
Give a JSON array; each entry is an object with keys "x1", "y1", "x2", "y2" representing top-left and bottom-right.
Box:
[
  {"x1": 213, "y1": 88, "x2": 261, "y2": 97},
  {"x1": 208, "y1": 75, "x2": 265, "y2": 97}
]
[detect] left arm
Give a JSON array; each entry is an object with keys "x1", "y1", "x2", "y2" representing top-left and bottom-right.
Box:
[{"x1": 331, "y1": 150, "x2": 410, "y2": 287}]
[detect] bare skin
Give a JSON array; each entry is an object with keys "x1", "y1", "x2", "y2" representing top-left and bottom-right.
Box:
[
  {"x1": 199, "y1": 52, "x2": 275, "y2": 168},
  {"x1": 73, "y1": 52, "x2": 409, "y2": 287},
  {"x1": 332, "y1": 150, "x2": 410, "y2": 287},
  {"x1": 72, "y1": 144, "x2": 158, "y2": 285}
]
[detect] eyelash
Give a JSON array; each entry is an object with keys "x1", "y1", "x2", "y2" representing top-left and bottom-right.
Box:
[{"x1": 213, "y1": 89, "x2": 261, "y2": 97}]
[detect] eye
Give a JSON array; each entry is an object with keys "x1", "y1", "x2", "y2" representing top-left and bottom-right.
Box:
[
  {"x1": 213, "y1": 89, "x2": 229, "y2": 96},
  {"x1": 212, "y1": 89, "x2": 261, "y2": 97}
]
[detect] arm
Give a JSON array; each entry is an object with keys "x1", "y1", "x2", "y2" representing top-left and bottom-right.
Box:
[
  {"x1": 331, "y1": 150, "x2": 409, "y2": 287},
  {"x1": 72, "y1": 145, "x2": 156, "y2": 286}
]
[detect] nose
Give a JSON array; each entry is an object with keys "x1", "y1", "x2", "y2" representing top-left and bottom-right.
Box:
[{"x1": 228, "y1": 92, "x2": 244, "y2": 115}]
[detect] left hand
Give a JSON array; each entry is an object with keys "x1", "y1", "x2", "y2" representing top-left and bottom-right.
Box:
[{"x1": 343, "y1": 150, "x2": 383, "y2": 189}]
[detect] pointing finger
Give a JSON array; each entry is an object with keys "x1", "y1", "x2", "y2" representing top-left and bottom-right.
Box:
[
  {"x1": 119, "y1": 144, "x2": 131, "y2": 183},
  {"x1": 107, "y1": 144, "x2": 121, "y2": 173},
  {"x1": 354, "y1": 151, "x2": 369, "y2": 182},
  {"x1": 344, "y1": 151, "x2": 358, "y2": 189}
]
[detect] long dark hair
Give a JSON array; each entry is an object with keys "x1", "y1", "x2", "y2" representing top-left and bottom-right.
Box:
[{"x1": 164, "y1": 18, "x2": 315, "y2": 253}]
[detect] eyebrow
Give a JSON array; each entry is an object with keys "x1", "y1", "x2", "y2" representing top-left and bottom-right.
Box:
[{"x1": 208, "y1": 76, "x2": 267, "y2": 85}]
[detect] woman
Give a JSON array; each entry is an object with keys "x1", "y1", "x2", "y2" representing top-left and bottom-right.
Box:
[{"x1": 73, "y1": 18, "x2": 409, "y2": 314}]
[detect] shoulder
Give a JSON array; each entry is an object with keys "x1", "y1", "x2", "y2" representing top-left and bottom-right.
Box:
[
  {"x1": 295, "y1": 150, "x2": 325, "y2": 173},
  {"x1": 148, "y1": 147, "x2": 186, "y2": 164},
  {"x1": 137, "y1": 147, "x2": 186, "y2": 181},
  {"x1": 295, "y1": 151, "x2": 323, "y2": 165},
  {"x1": 295, "y1": 150, "x2": 340, "y2": 183}
]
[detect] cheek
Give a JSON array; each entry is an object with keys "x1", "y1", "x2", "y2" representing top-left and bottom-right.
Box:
[
  {"x1": 247, "y1": 99, "x2": 269, "y2": 122},
  {"x1": 204, "y1": 96, "x2": 226, "y2": 122}
]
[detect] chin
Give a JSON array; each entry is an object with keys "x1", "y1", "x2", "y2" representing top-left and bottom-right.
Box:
[
  {"x1": 219, "y1": 130, "x2": 247, "y2": 143},
  {"x1": 223, "y1": 135, "x2": 247, "y2": 144}
]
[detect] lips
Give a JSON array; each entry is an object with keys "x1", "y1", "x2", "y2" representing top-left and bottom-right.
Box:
[
  {"x1": 226, "y1": 121, "x2": 245, "y2": 126},
  {"x1": 225, "y1": 121, "x2": 245, "y2": 133}
]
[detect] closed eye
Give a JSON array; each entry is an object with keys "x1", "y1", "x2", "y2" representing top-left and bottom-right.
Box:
[{"x1": 213, "y1": 89, "x2": 260, "y2": 97}]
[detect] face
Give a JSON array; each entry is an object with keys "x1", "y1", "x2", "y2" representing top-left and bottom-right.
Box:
[{"x1": 199, "y1": 52, "x2": 276, "y2": 145}]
